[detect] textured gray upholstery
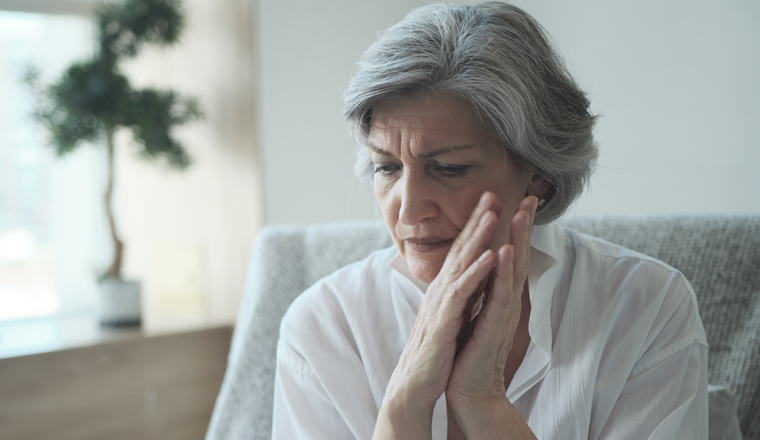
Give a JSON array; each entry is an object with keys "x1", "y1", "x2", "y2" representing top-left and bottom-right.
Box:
[{"x1": 205, "y1": 216, "x2": 760, "y2": 440}]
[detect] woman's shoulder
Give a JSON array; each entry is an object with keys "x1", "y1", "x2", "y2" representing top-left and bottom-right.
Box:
[
  {"x1": 557, "y1": 224, "x2": 676, "y2": 268},
  {"x1": 547, "y1": 222, "x2": 707, "y2": 345},
  {"x1": 539, "y1": 224, "x2": 708, "y2": 377},
  {"x1": 538, "y1": 222, "x2": 700, "y2": 320},
  {"x1": 552, "y1": 223, "x2": 692, "y2": 290}
]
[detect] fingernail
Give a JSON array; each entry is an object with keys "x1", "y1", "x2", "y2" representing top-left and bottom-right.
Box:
[
  {"x1": 531, "y1": 197, "x2": 538, "y2": 216},
  {"x1": 508, "y1": 246, "x2": 514, "y2": 262},
  {"x1": 524, "y1": 211, "x2": 530, "y2": 229},
  {"x1": 479, "y1": 191, "x2": 490, "y2": 207},
  {"x1": 478, "y1": 250, "x2": 491, "y2": 262}
]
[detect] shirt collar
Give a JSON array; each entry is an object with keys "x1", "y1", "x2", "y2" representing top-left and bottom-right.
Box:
[
  {"x1": 525, "y1": 224, "x2": 561, "y2": 361},
  {"x1": 389, "y1": 253, "x2": 430, "y2": 294}
]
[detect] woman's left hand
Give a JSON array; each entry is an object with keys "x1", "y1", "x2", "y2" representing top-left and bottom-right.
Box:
[{"x1": 446, "y1": 195, "x2": 538, "y2": 414}]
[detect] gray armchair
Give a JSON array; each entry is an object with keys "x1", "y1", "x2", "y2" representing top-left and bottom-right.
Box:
[{"x1": 206, "y1": 216, "x2": 760, "y2": 439}]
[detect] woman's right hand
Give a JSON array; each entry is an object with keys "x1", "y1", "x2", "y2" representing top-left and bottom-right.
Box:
[{"x1": 376, "y1": 191, "x2": 503, "y2": 435}]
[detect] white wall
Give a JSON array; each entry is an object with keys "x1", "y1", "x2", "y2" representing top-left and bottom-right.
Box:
[
  {"x1": 258, "y1": 0, "x2": 427, "y2": 225},
  {"x1": 259, "y1": 0, "x2": 760, "y2": 225},
  {"x1": 509, "y1": 0, "x2": 760, "y2": 219}
]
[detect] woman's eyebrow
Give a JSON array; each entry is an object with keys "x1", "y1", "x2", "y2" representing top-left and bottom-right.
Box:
[
  {"x1": 367, "y1": 143, "x2": 474, "y2": 158},
  {"x1": 417, "y1": 145, "x2": 473, "y2": 158},
  {"x1": 367, "y1": 143, "x2": 392, "y2": 156}
]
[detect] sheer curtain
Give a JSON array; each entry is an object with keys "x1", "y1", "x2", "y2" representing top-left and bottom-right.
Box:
[{"x1": 0, "y1": 11, "x2": 105, "y2": 321}]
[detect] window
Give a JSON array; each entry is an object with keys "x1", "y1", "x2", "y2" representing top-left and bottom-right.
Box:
[
  {"x1": 1, "y1": 0, "x2": 262, "y2": 340},
  {"x1": 0, "y1": 10, "x2": 104, "y2": 321}
]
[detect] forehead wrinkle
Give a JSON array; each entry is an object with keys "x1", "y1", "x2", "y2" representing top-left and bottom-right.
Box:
[
  {"x1": 366, "y1": 123, "x2": 404, "y2": 157},
  {"x1": 373, "y1": 107, "x2": 464, "y2": 130},
  {"x1": 368, "y1": 94, "x2": 491, "y2": 159},
  {"x1": 366, "y1": 142, "x2": 391, "y2": 156},
  {"x1": 368, "y1": 120, "x2": 489, "y2": 161},
  {"x1": 372, "y1": 93, "x2": 465, "y2": 131}
]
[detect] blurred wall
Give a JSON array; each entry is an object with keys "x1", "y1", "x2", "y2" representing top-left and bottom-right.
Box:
[
  {"x1": 257, "y1": 0, "x2": 417, "y2": 225},
  {"x1": 118, "y1": 0, "x2": 262, "y2": 327},
  {"x1": 258, "y1": 0, "x2": 760, "y2": 226}
]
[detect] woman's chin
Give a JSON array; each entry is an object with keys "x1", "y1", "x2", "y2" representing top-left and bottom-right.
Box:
[
  {"x1": 406, "y1": 254, "x2": 446, "y2": 284},
  {"x1": 398, "y1": 239, "x2": 453, "y2": 284}
]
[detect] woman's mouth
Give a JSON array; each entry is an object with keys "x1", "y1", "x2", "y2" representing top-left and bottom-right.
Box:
[{"x1": 405, "y1": 238, "x2": 454, "y2": 252}]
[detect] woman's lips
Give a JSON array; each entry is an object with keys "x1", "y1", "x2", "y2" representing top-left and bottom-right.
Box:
[{"x1": 405, "y1": 238, "x2": 454, "y2": 252}]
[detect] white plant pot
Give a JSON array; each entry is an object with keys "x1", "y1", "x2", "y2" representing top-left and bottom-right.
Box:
[{"x1": 97, "y1": 279, "x2": 142, "y2": 327}]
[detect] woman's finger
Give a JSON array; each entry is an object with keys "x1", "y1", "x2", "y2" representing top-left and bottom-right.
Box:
[
  {"x1": 445, "y1": 210, "x2": 497, "y2": 280},
  {"x1": 440, "y1": 248, "x2": 495, "y2": 315},
  {"x1": 442, "y1": 192, "x2": 502, "y2": 277},
  {"x1": 509, "y1": 196, "x2": 538, "y2": 289},
  {"x1": 466, "y1": 196, "x2": 536, "y2": 349},
  {"x1": 476, "y1": 244, "x2": 520, "y2": 328}
]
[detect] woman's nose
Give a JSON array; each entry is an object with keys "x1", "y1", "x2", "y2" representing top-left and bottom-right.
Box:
[{"x1": 398, "y1": 170, "x2": 439, "y2": 226}]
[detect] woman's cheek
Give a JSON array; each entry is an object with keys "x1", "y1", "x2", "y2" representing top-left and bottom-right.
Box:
[
  {"x1": 374, "y1": 180, "x2": 398, "y2": 220},
  {"x1": 454, "y1": 189, "x2": 488, "y2": 228},
  {"x1": 373, "y1": 178, "x2": 392, "y2": 202}
]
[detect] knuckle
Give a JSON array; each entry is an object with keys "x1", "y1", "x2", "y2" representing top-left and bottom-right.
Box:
[
  {"x1": 446, "y1": 258, "x2": 465, "y2": 277},
  {"x1": 444, "y1": 280, "x2": 464, "y2": 301}
]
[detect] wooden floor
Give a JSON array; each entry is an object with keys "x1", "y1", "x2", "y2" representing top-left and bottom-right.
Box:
[{"x1": 0, "y1": 326, "x2": 232, "y2": 440}]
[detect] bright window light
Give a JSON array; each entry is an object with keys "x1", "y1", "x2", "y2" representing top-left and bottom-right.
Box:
[{"x1": 0, "y1": 11, "x2": 102, "y2": 321}]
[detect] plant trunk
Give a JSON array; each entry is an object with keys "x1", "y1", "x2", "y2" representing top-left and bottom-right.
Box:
[{"x1": 104, "y1": 125, "x2": 123, "y2": 279}]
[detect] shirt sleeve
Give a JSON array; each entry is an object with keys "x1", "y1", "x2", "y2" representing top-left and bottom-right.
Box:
[{"x1": 272, "y1": 335, "x2": 357, "y2": 440}]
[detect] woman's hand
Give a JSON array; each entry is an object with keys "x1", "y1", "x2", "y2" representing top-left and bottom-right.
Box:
[
  {"x1": 376, "y1": 191, "x2": 538, "y2": 438},
  {"x1": 377, "y1": 191, "x2": 504, "y2": 433},
  {"x1": 445, "y1": 195, "x2": 537, "y2": 411}
]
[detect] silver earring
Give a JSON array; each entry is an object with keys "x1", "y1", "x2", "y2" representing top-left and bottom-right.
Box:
[{"x1": 538, "y1": 198, "x2": 547, "y2": 207}]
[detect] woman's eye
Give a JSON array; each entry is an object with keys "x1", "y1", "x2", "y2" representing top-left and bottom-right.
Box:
[
  {"x1": 434, "y1": 163, "x2": 469, "y2": 178},
  {"x1": 373, "y1": 163, "x2": 400, "y2": 176}
]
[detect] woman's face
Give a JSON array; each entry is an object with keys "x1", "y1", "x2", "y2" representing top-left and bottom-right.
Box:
[{"x1": 367, "y1": 93, "x2": 545, "y2": 283}]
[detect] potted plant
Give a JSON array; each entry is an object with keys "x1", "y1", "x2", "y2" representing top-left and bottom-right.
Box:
[{"x1": 25, "y1": 0, "x2": 202, "y2": 326}]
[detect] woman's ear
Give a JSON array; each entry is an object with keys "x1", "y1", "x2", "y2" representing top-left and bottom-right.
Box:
[{"x1": 526, "y1": 173, "x2": 550, "y2": 200}]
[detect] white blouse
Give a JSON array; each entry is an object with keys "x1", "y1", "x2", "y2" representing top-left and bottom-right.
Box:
[{"x1": 272, "y1": 222, "x2": 708, "y2": 439}]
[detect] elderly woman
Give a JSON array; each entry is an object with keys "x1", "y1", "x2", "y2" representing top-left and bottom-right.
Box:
[{"x1": 272, "y1": 3, "x2": 707, "y2": 439}]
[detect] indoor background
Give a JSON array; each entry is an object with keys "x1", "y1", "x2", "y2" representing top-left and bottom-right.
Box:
[{"x1": 0, "y1": 0, "x2": 758, "y2": 438}]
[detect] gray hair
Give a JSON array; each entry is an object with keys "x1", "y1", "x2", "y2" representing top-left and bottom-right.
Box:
[{"x1": 343, "y1": 2, "x2": 598, "y2": 224}]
